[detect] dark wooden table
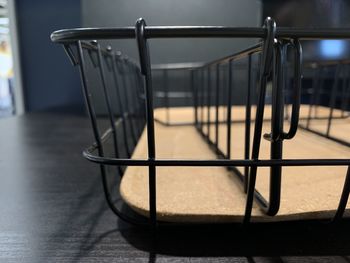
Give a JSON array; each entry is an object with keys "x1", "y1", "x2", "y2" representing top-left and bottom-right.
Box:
[{"x1": 1, "y1": 112, "x2": 350, "y2": 262}]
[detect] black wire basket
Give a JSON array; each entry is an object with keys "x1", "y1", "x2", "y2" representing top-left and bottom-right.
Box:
[{"x1": 51, "y1": 17, "x2": 350, "y2": 229}]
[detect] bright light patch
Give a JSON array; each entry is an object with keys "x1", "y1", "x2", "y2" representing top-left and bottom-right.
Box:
[{"x1": 320, "y1": 40, "x2": 346, "y2": 58}]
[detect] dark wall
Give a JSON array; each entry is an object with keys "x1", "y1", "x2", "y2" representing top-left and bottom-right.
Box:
[
  {"x1": 16, "y1": 0, "x2": 83, "y2": 113},
  {"x1": 263, "y1": 0, "x2": 350, "y2": 27},
  {"x1": 262, "y1": 0, "x2": 350, "y2": 61},
  {"x1": 82, "y1": 0, "x2": 262, "y2": 64},
  {"x1": 262, "y1": 0, "x2": 350, "y2": 108},
  {"x1": 81, "y1": 0, "x2": 262, "y2": 110}
]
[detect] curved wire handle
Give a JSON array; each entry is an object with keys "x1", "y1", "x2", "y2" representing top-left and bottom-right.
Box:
[
  {"x1": 282, "y1": 39, "x2": 303, "y2": 140},
  {"x1": 263, "y1": 38, "x2": 303, "y2": 142}
]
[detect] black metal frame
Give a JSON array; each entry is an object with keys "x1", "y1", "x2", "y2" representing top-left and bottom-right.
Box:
[{"x1": 51, "y1": 17, "x2": 350, "y2": 228}]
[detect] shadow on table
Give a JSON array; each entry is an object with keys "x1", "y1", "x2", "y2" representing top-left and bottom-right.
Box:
[{"x1": 118, "y1": 204, "x2": 350, "y2": 258}]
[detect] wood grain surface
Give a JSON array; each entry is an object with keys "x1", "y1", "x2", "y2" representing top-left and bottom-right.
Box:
[{"x1": 2, "y1": 113, "x2": 350, "y2": 262}]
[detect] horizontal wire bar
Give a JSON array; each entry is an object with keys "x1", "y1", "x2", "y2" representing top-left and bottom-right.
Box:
[
  {"x1": 200, "y1": 43, "x2": 262, "y2": 67},
  {"x1": 82, "y1": 39, "x2": 262, "y2": 70},
  {"x1": 81, "y1": 41, "x2": 140, "y2": 67},
  {"x1": 79, "y1": 38, "x2": 350, "y2": 72},
  {"x1": 152, "y1": 62, "x2": 204, "y2": 70},
  {"x1": 152, "y1": 62, "x2": 261, "y2": 71},
  {"x1": 51, "y1": 26, "x2": 350, "y2": 43},
  {"x1": 82, "y1": 151, "x2": 350, "y2": 167},
  {"x1": 304, "y1": 59, "x2": 350, "y2": 68}
]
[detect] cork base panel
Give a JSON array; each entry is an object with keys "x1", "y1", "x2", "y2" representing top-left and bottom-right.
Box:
[
  {"x1": 120, "y1": 107, "x2": 350, "y2": 223},
  {"x1": 154, "y1": 104, "x2": 346, "y2": 125},
  {"x1": 299, "y1": 118, "x2": 350, "y2": 143}
]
